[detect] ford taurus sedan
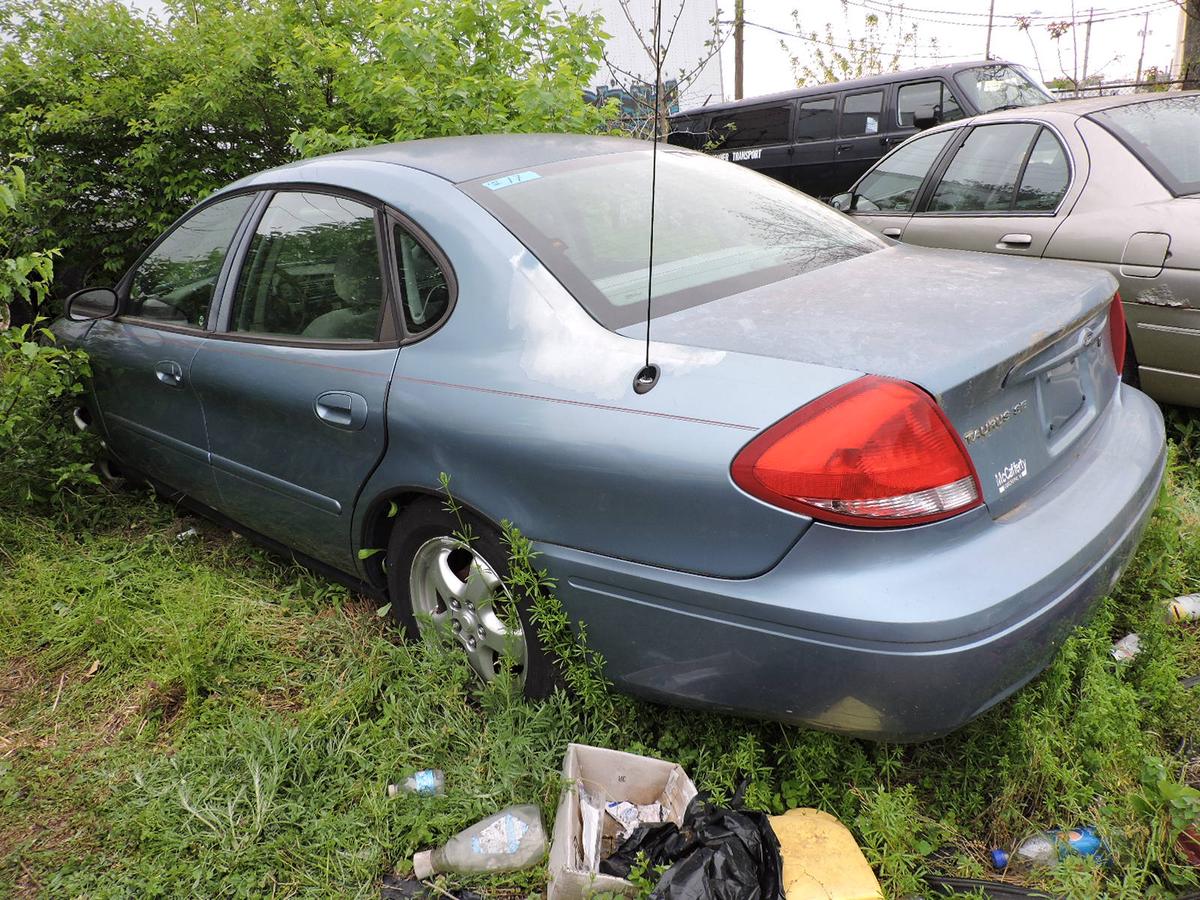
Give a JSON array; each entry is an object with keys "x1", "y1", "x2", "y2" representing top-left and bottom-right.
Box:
[
  {"x1": 57, "y1": 134, "x2": 1165, "y2": 740},
  {"x1": 832, "y1": 92, "x2": 1200, "y2": 407}
]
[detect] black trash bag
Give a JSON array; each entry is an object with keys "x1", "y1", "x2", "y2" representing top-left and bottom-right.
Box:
[{"x1": 599, "y1": 783, "x2": 783, "y2": 900}]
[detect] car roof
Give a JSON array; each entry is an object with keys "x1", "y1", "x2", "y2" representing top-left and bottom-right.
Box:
[
  {"x1": 671, "y1": 59, "x2": 1003, "y2": 117},
  {"x1": 314, "y1": 133, "x2": 647, "y2": 184},
  {"x1": 935, "y1": 89, "x2": 1200, "y2": 128}
]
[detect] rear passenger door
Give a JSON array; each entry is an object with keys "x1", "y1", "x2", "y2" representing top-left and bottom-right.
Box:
[
  {"x1": 189, "y1": 190, "x2": 449, "y2": 570},
  {"x1": 789, "y1": 95, "x2": 839, "y2": 196},
  {"x1": 902, "y1": 123, "x2": 1073, "y2": 257},
  {"x1": 833, "y1": 89, "x2": 887, "y2": 192}
]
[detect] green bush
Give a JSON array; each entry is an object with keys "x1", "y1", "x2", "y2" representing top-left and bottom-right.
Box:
[
  {"x1": 0, "y1": 0, "x2": 612, "y2": 292},
  {"x1": 0, "y1": 162, "x2": 95, "y2": 509}
]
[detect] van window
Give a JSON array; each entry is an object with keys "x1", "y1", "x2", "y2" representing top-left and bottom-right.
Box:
[
  {"x1": 796, "y1": 97, "x2": 836, "y2": 141},
  {"x1": 711, "y1": 105, "x2": 792, "y2": 150},
  {"x1": 668, "y1": 115, "x2": 710, "y2": 150},
  {"x1": 897, "y1": 81, "x2": 964, "y2": 127},
  {"x1": 841, "y1": 91, "x2": 883, "y2": 136}
]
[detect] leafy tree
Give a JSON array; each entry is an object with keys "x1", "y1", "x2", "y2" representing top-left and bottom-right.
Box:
[
  {"x1": 0, "y1": 0, "x2": 610, "y2": 295},
  {"x1": 784, "y1": 0, "x2": 932, "y2": 87}
]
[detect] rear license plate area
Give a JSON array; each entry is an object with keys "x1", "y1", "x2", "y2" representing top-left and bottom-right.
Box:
[{"x1": 1039, "y1": 358, "x2": 1086, "y2": 437}]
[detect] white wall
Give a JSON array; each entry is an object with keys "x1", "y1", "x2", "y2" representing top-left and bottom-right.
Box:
[{"x1": 577, "y1": 0, "x2": 725, "y2": 111}]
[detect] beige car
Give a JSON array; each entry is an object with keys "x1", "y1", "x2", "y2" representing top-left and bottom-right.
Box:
[{"x1": 833, "y1": 92, "x2": 1200, "y2": 407}]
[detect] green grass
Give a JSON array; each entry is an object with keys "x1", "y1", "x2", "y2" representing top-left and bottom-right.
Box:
[{"x1": 1, "y1": 409, "x2": 1199, "y2": 898}]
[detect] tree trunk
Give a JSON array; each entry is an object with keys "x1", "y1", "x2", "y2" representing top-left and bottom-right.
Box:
[{"x1": 1185, "y1": 5, "x2": 1200, "y2": 89}]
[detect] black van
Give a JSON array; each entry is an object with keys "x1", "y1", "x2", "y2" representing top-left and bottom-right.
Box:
[{"x1": 668, "y1": 61, "x2": 1054, "y2": 198}]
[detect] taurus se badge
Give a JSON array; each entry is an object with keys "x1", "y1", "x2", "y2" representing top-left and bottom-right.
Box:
[{"x1": 963, "y1": 399, "x2": 1029, "y2": 444}]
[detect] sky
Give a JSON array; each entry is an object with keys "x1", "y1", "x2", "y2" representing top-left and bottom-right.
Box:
[
  {"x1": 717, "y1": 0, "x2": 1186, "y2": 100},
  {"x1": 119, "y1": 0, "x2": 1187, "y2": 103}
]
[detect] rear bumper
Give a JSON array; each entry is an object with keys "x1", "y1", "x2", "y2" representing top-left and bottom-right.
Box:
[{"x1": 536, "y1": 385, "x2": 1166, "y2": 740}]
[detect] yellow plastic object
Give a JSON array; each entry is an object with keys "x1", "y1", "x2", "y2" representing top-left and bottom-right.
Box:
[{"x1": 769, "y1": 808, "x2": 884, "y2": 900}]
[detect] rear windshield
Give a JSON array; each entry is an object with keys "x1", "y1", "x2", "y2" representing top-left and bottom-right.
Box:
[
  {"x1": 953, "y1": 64, "x2": 1053, "y2": 113},
  {"x1": 462, "y1": 150, "x2": 883, "y2": 330},
  {"x1": 1088, "y1": 96, "x2": 1200, "y2": 196}
]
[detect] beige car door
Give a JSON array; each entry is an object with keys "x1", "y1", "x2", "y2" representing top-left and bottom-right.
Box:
[
  {"x1": 839, "y1": 127, "x2": 961, "y2": 241},
  {"x1": 902, "y1": 122, "x2": 1075, "y2": 257}
]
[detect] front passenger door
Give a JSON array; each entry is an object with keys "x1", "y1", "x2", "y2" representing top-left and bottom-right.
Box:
[
  {"x1": 190, "y1": 190, "x2": 404, "y2": 570},
  {"x1": 86, "y1": 193, "x2": 255, "y2": 504},
  {"x1": 842, "y1": 128, "x2": 959, "y2": 241}
]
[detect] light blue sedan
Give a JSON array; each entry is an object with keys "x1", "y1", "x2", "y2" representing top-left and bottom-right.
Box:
[{"x1": 58, "y1": 134, "x2": 1165, "y2": 740}]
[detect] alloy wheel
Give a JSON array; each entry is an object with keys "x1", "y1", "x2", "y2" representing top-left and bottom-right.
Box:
[{"x1": 407, "y1": 535, "x2": 528, "y2": 686}]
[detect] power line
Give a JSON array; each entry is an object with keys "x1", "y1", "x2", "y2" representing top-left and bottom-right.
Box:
[
  {"x1": 842, "y1": 0, "x2": 1175, "y2": 22},
  {"x1": 843, "y1": 0, "x2": 1176, "y2": 29},
  {"x1": 740, "y1": 18, "x2": 963, "y2": 60}
]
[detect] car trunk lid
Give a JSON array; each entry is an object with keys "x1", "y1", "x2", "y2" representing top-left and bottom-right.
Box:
[{"x1": 623, "y1": 244, "x2": 1121, "y2": 514}]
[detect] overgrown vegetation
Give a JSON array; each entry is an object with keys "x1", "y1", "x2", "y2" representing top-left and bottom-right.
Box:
[
  {"x1": 1, "y1": 417, "x2": 1199, "y2": 897},
  {"x1": 0, "y1": 162, "x2": 95, "y2": 510},
  {"x1": 0, "y1": 0, "x2": 612, "y2": 303}
]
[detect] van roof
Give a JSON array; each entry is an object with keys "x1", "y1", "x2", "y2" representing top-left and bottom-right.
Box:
[{"x1": 671, "y1": 59, "x2": 1003, "y2": 119}]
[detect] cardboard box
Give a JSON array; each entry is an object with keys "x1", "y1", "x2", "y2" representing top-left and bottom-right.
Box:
[{"x1": 547, "y1": 743, "x2": 697, "y2": 900}]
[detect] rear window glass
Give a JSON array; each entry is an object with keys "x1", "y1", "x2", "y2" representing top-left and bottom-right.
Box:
[
  {"x1": 796, "y1": 97, "x2": 836, "y2": 141},
  {"x1": 462, "y1": 150, "x2": 883, "y2": 330},
  {"x1": 710, "y1": 105, "x2": 791, "y2": 149},
  {"x1": 1089, "y1": 96, "x2": 1200, "y2": 196}
]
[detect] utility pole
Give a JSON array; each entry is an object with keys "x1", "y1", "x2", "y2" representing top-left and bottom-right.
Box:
[
  {"x1": 1081, "y1": 7, "x2": 1094, "y2": 86},
  {"x1": 984, "y1": 0, "x2": 996, "y2": 59},
  {"x1": 1183, "y1": 1, "x2": 1200, "y2": 89},
  {"x1": 1136, "y1": 11, "x2": 1149, "y2": 83},
  {"x1": 734, "y1": 0, "x2": 744, "y2": 100}
]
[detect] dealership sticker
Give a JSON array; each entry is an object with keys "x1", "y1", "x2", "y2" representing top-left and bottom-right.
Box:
[
  {"x1": 483, "y1": 171, "x2": 541, "y2": 190},
  {"x1": 994, "y1": 458, "x2": 1028, "y2": 494}
]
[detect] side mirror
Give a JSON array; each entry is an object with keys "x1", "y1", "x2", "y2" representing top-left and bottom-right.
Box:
[
  {"x1": 830, "y1": 193, "x2": 853, "y2": 212},
  {"x1": 65, "y1": 287, "x2": 119, "y2": 321},
  {"x1": 913, "y1": 105, "x2": 941, "y2": 130}
]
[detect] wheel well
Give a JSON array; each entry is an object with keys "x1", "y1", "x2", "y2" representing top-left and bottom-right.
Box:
[
  {"x1": 359, "y1": 487, "x2": 506, "y2": 593},
  {"x1": 360, "y1": 490, "x2": 439, "y2": 591}
]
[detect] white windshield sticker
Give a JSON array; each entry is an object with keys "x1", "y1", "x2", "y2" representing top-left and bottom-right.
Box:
[
  {"x1": 865, "y1": 116, "x2": 878, "y2": 134},
  {"x1": 483, "y1": 171, "x2": 541, "y2": 190}
]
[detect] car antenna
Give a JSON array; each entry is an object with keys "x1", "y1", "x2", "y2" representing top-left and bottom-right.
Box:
[{"x1": 633, "y1": 0, "x2": 663, "y2": 396}]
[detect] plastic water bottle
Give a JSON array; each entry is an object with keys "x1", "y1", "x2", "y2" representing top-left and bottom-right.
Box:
[
  {"x1": 412, "y1": 804, "x2": 546, "y2": 878},
  {"x1": 387, "y1": 769, "x2": 445, "y2": 798},
  {"x1": 991, "y1": 827, "x2": 1106, "y2": 872},
  {"x1": 1166, "y1": 594, "x2": 1200, "y2": 623}
]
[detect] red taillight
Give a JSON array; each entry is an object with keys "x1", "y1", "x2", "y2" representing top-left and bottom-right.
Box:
[
  {"x1": 731, "y1": 376, "x2": 983, "y2": 527},
  {"x1": 1108, "y1": 293, "x2": 1127, "y2": 375}
]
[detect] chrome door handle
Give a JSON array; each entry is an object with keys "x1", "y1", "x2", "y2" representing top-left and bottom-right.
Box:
[
  {"x1": 836, "y1": 144, "x2": 852, "y2": 152},
  {"x1": 315, "y1": 391, "x2": 368, "y2": 431},
  {"x1": 881, "y1": 227, "x2": 903, "y2": 239},
  {"x1": 154, "y1": 360, "x2": 184, "y2": 387},
  {"x1": 998, "y1": 233, "x2": 1033, "y2": 248}
]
